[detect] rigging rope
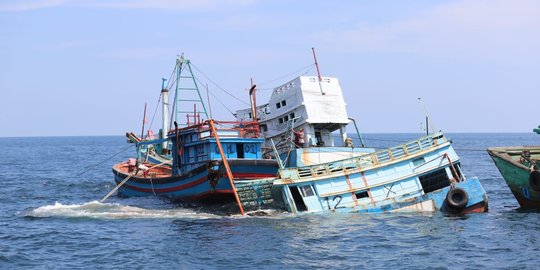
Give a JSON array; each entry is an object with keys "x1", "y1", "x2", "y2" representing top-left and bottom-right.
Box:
[
  {"x1": 190, "y1": 63, "x2": 249, "y2": 106},
  {"x1": 76, "y1": 144, "x2": 134, "y2": 176},
  {"x1": 192, "y1": 73, "x2": 236, "y2": 117},
  {"x1": 257, "y1": 63, "x2": 316, "y2": 88},
  {"x1": 146, "y1": 94, "x2": 162, "y2": 135}
]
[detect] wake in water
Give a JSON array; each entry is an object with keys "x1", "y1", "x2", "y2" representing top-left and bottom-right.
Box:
[{"x1": 26, "y1": 201, "x2": 224, "y2": 220}]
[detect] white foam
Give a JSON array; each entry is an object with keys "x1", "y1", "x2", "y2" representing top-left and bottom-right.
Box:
[{"x1": 27, "y1": 201, "x2": 222, "y2": 219}]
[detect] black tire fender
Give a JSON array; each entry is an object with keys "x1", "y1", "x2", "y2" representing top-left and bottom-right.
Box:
[
  {"x1": 446, "y1": 187, "x2": 469, "y2": 210},
  {"x1": 530, "y1": 170, "x2": 540, "y2": 192}
]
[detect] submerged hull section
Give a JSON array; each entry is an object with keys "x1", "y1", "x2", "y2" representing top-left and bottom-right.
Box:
[
  {"x1": 488, "y1": 146, "x2": 540, "y2": 209},
  {"x1": 270, "y1": 133, "x2": 488, "y2": 214},
  {"x1": 112, "y1": 159, "x2": 278, "y2": 202}
]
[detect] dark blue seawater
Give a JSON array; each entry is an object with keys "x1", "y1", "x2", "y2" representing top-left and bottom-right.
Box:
[{"x1": 1, "y1": 133, "x2": 539, "y2": 269}]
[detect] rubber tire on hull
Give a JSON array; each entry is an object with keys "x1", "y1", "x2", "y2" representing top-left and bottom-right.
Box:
[
  {"x1": 446, "y1": 187, "x2": 469, "y2": 210},
  {"x1": 530, "y1": 170, "x2": 540, "y2": 192}
]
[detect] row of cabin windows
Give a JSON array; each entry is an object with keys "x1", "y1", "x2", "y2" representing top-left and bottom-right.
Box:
[
  {"x1": 275, "y1": 100, "x2": 287, "y2": 109},
  {"x1": 278, "y1": 112, "x2": 296, "y2": 124}
]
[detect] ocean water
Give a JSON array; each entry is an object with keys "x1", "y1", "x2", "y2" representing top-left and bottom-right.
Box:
[{"x1": 1, "y1": 133, "x2": 539, "y2": 269}]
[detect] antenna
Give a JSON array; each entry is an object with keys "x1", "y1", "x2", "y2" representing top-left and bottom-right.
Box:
[{"x1": 418, "y1": 98, "x2": 437, "y2": 134}]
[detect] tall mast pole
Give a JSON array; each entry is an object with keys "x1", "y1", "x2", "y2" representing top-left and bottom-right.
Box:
[
  {"x1": 140, "y1": 102, "x2": 147, "y2": 140},
  {"x1": 161, "y1": 78, "x2": 169, "y2": 150},
  {"x1": 311, "y1": 47, "x2": 325, "y2": 95},
  {"x1": 312, "y1": 47, "x2": 322, "y2": 82}
]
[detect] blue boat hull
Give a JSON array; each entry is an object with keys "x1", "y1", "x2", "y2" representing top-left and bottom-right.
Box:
[
  {"x1": 271, "y1": 133, "x2": 489, "y2": 214},
  {"x1": 112, "y1": 159, "x2": 278, "y2": 202},
  {"x1": 354, "y1": 178, "x2": 488, "y2": 213}
]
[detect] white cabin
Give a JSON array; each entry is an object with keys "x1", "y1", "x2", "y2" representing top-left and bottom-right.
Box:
[{"x1": 236, "y1": 76, "x2": 351, "y2": 149}]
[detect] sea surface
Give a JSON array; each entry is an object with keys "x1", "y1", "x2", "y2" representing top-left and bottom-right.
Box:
[{"x1": 1, "y1": 133, "x2": 539, "y2": 269}]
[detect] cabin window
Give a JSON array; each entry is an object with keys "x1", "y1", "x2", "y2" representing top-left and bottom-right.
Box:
[
  {"x1": 299, "y1": 185, "x2": 315, "y2": 197},
  {"x1": 278, "y1": 118, "x2": 283, "y2": 124},
  {"x1": 281, "y1": 100, "x2": 287, "y2": 106},
  {"x1": 355, "y1": 191, "x2": 369, "y2": 199},
  {"x1": 412, "y1": 157, "x2": 425, "y2": 167},
  {"x1": 276, "y1": 103, "x2": 281, "y2": 109},
  {"x1": 236, "y1": 143, "x2": 244, "y2": 158},
  {"x1": 284, "y1": 115, "x2": 289, "y2": 122},
  {"x1": 244, "y1": 144, "x2": 256, "y2": 154},
  {"x1": 289, "y1": 186, "x2": 307, "y2": 211},
  {"x1": 419, "y1": 168, "x2": 450, "y2": 193},
  {"x1": 290, "y1": 112, "x2": 295, "y2": 119},
  {"x1": 248, "y1": 112, "x2": 252, "y2": 119}
]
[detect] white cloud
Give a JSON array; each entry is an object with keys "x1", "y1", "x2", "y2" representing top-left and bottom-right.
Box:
[
  {"x1": 0, "y1": 0, "x2": 255, "y2": 12},
  {"x1": 316, "y1": 0, "x2": 540, "y2": 63}
]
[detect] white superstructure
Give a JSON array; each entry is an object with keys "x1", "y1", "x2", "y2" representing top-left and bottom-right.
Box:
[{"x1": 236, "y1": 76, "x2": 350, "y2": 149}]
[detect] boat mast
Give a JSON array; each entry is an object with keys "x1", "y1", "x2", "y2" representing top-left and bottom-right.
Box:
[
  {"x1": 161, "y1": 78, "x2": 169, "y2": 149},
  {"x1": 140, "y1": 102, "x2": 147, "y2": 140},
  {"x1": 174, "y1": 54, "x2": 209, "y2": 126},
  {"x1": 312, "y1": 47, "x2": 325, "y2": 95}
]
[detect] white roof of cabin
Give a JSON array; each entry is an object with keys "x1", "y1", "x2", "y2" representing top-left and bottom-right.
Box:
[
  {"x1": 263, "y1": 76, "x2": 349, "y2": 123},
  {"x1": 235, "y1": 76, "x2": 350, "y2": 138}
]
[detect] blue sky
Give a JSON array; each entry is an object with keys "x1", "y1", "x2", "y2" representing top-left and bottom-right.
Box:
[{"x1": 1, "y1": 0, "x2": 539, "y2": 137}]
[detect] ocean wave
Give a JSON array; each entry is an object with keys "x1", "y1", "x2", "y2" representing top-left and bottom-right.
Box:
[{"x1": 26, "y1": 201, "x2": 223, "y2": 220}]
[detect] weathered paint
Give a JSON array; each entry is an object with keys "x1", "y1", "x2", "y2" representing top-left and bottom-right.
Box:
[
  {"x1": 272, "y1": 133, "x2": 488, "y2": 214},
  {"x1": 113, "y1": 159, "x2": 277, "y2": 200},
  {"x1": 488, "y1": 146, "x2": 540, "y2": 208}
]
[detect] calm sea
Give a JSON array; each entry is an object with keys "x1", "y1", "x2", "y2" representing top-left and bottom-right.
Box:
[{"x1": 1, "y1": 133, "x2": 539, "y2": 269}]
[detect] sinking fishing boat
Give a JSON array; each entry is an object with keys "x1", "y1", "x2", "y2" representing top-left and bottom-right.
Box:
[
  {"x1": 271, "y1": 132, "x2": 488, "y2": 214},
  {"x1": 112, "y1": 119, "x2": 278, "y2": 202},
  {"x1": 488, "y1": 128, "x2": 540, "y2": 209},
  {"x1": 110, "y1": 56, "x2": 278, "y2": 208},
  {"x1": 234, "y1": 49, "x2": 488, "y2": 214}
]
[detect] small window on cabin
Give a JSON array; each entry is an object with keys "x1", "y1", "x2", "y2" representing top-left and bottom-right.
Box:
[
  {"x1": 278, "y1": 118, "x2": 283, "y2": 124},
  {"x1": 276, "y1": 103, "x2": 281, "y2": 109},
  {"x1": 248, "y1": 112, "x2": 252, "y2": 119},
  {"x1": 284, "y1": 115, "x2": 289, "y2": 122},
  {"x1": 419, "y1": 168, "x2": 450, "y2": 193},
  {"x1": 290, "y1": 112, "x2": 295, "y2": 119},
  {"x1": 281, "y1": 100, "x2": 286, "y2": 106},
  {"x1": 300, "y1": 185, "x2": 315, "y2": 197},
  {"x1": 412, "y1": 157, "x2": 425, "y2": 167},
  {"x1": 355, "y1": 191, "x2": 369, "y2": 199}
]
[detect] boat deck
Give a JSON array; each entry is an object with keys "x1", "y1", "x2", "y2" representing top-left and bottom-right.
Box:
[
  {"x1": 113, "y1": 161, "x2": 172, "y2": 178},
  {"x1": 488, "y1": 146, "x2": 540, "y2": 169}
]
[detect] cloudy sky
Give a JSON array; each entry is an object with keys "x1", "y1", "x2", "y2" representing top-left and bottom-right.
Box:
[{"x1": 1, "y1": 0, "x2": 539, "y2": 136}]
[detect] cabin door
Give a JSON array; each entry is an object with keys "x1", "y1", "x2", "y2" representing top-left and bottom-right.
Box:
[
  {"x1": 236, "y1": 143, "x2": 244, "y2": 158},
  {"x1": 298, "y1": 185, "x2": 320, "y2": 211},
  {"x1": 288, "y1": 185, "x2": 320, "y2": 212}
]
